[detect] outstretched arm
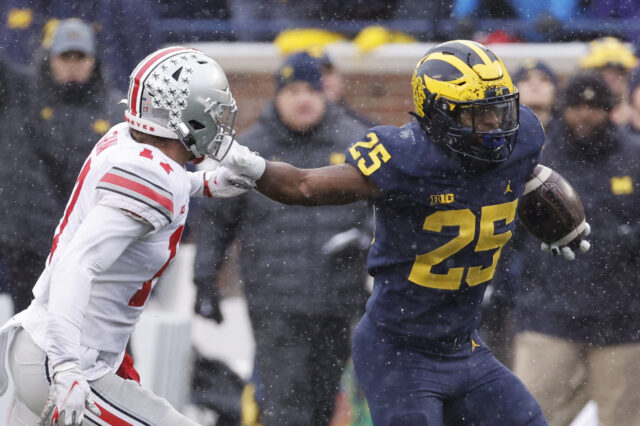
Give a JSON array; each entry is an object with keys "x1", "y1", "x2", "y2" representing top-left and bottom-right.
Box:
[
  {"x1": 257, "y1": 162, "x2": 382, "y2": 206},
  {"x1": 222, "y1": 141, "x2": 383, "y2": 205}
]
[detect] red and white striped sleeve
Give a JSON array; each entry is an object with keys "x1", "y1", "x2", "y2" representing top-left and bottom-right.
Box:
[{"x1": 96, "y1": 165, "x2": 174, "y2": 230}]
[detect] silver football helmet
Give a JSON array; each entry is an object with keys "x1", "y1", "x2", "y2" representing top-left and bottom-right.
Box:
[{"x1": 125, "y1": 46, "x2": 237, "y2": 160}]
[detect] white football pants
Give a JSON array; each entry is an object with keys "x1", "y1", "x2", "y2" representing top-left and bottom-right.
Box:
[{"x1": 7, "y1": 328, "x2": 200, "y2": 425}]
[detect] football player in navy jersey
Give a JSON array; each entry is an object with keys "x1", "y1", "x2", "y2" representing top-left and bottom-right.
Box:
[{"x1": 221, "y1": 40, "x2": 589, "y2": 425}]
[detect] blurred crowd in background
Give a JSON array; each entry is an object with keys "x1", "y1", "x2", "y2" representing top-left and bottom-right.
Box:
[
  {"x1": 2, "y1": 0, "x2": 640, "y2": 90},
  {"x1": 1, "y1": 1, "x2": 640, "y2": 426}
]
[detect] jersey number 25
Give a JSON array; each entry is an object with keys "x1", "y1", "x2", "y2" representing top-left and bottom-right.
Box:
[{"x1": 408, "y1": 199, "x2": 517, "y2": 290}]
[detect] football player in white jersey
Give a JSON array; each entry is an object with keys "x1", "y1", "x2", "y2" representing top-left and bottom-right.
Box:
[{"x1": 0, "y1": 47, "x2": 258, "y2": 425}]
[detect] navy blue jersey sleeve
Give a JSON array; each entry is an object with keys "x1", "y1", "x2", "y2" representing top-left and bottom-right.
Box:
[{"x1": 345, "y1": 125, "x2": 416, "y2": 192}]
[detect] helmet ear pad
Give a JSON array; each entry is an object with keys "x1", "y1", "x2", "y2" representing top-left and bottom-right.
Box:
[{"x1": 417, "y1": 94, "x2": 456, "y2": 144}]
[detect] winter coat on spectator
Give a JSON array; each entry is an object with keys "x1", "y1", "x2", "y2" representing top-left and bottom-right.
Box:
[
  {"x1": 193, "y1": 101, "x2": 371, "y2": 317},
  {"x1": 21, "y1": 53, "x2": 125, "y2": 253},
  {"x1": 0, "y1": 50, "x2": 124, "y2": 312},
  {"x1": 515, "y1": 117, "x2": 640, "y2": 345}
]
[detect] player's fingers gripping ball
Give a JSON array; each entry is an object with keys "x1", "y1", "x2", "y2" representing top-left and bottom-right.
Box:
[{"x1": 517, "y1": 165, "x2": 591, "y2": 260}]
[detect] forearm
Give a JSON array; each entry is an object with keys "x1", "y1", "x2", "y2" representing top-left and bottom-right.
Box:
[
  {"x1": 46, "y1": 266, "x2": 93, "y2": 366},
  {"x1": 257, "y1": 162, "x2": 379, "y2": 206}
]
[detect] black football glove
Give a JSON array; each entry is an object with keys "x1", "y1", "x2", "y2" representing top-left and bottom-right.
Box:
[{"x1": 193, "y1": 277, "x2": 223, "y2": 323}]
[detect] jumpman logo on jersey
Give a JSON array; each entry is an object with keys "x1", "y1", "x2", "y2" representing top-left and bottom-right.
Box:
[
  {"x1": 471, "y1": 338, "x2": 480, "y2": 352},
  {"x1": 504, "y1": 180, "x2": 513, "y2": 195}
]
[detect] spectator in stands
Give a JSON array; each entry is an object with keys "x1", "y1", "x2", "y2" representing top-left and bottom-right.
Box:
[
  {"x1": 192, "y1": 52, "x2": 371, "y2": 426},
  {"x1": 580, "y1": 36, "x2": 638, "y2": 125},
  {"x1": 512, "y1": 59, "x2": 558, "y2": 127},
  {"x1": 3, "y1": 18, "x2": 125, "y2": 314},
  {"x1": 0, "y1": 0, "x2": 160, "y2": 90},
  {"x1": 33, "y1": 18, "x2": 124, "y2": 206},
  {"x1": 512, "y1": 71, "x2": 640, "y2": 426},
  {"x1": 320, "y1": 53, "x2": 376, "y2": 127}
]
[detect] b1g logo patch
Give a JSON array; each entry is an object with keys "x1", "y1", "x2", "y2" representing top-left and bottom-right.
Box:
[{"x1": 430, "y1": 193, "x2": 455, "y2": 205}]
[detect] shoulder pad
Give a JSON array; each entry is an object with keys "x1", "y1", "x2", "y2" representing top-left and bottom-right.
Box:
[{"x1": 97, "y1": 145, "x2": 181, "y2": 230}]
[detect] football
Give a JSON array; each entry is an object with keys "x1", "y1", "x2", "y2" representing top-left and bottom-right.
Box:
[{"x1": 516, "y1": 164, "x2": 587, "y2": 249}]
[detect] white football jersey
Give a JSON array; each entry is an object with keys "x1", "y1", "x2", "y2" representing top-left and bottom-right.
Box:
[{"x1": 22, "y1": 122, "x2": 194, "y2": 380}]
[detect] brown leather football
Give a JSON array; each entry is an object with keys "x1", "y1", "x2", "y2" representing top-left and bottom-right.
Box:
[{"x1": 516, "y1": 164, "x2": 587, "y2": 248}]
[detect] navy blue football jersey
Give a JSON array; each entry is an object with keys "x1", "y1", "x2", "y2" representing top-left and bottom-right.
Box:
[{"x1": 345, "y1": 106, "x2": 544, "y2": 343}]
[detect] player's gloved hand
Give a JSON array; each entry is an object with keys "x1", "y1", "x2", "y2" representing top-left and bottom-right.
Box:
[
  {"x1": 193, "y1": 277, "x2": 223, "y2": 323},
  {"x1": 205, "y1": 166, "x2": 256, "y2": 198},
  {"x1": 541, "y1": 222, "x2": 591, "y2": 261},
  {"x1": 220, "y1": 138, "x2": 266, "y2": 181},
  {"x1": 39, "y1": 361, "x2": 100, "y2": 425}
]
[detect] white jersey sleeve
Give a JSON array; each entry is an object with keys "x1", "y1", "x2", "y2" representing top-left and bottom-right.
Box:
[
  {"x1": 46, "y1": 205, "x2": 152, "y2": 367},
  {"x1": 96, "y1": 160, "x2": 177, "y2": 231}
]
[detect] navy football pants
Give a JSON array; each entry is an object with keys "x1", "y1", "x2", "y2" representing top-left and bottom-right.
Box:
[{"x1": 352, "y1": 314, "x2": 548, "y2": 426}]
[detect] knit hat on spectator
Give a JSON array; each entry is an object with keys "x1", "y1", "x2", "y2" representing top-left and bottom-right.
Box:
[
  {"x1": 512, "y1": 59, "x2": 558, "y2": 87},
  {"x1": 628, "y1": 65, "x2": 640, "y2": 98},
  {"x1": 562, "y1": 71, "x2": 613, "y2": 111},
  {"x1": 579, "y1": 36, "x2": 638, "y2": 71},
  {"x1": 50, "y1": 18, "x2": 95, "y2": 56},
  {"x1": 275, "y1": 52, "x2": 323, "y2": 92}
]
